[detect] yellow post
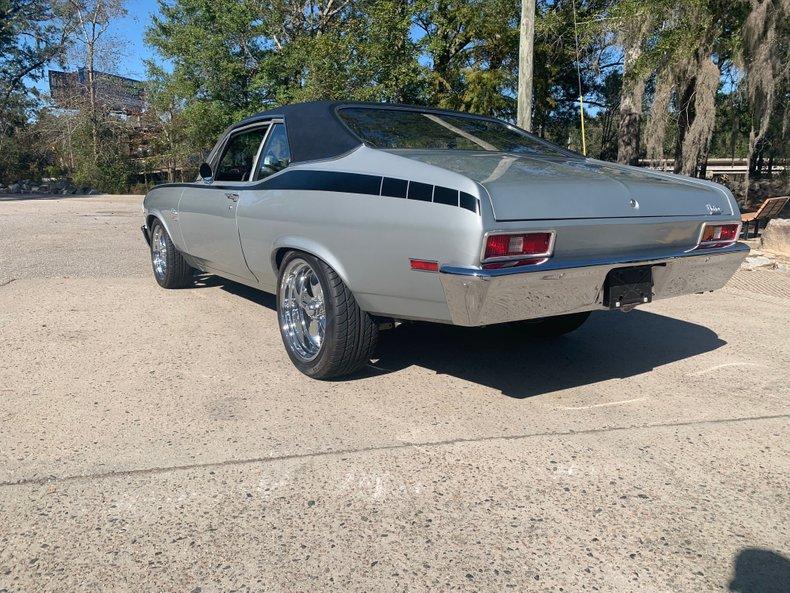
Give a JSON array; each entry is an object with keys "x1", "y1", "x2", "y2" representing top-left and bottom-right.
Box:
[
  {"x1": 579, "y1": 94, "x2": 587, "y2": 156},
  {"x1": 571, "y1": 0, "x2": 587, "y2": 156}
]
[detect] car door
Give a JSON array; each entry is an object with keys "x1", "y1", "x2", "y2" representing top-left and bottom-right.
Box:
[
  {"x1": 178, "y1": 124, "x2": 270, "y2": 281},
  {"x1": 235, "y1": 123, "x2": 293, "y2": 288}
]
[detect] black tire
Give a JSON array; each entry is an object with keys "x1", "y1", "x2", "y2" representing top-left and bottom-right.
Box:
[
  {"x1": 277, "y1": 251, "x2": 377, "y2": 379},
  {"x1": 149, "y1": 219, "x2": 193, "y2": 289},
  {"x1": 515, "y1": 311, "x2": 591, "y2": 338}
]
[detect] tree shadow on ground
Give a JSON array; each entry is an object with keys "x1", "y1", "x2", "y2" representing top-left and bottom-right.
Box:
[
  {"x1": 205, "y1": 276, "x2": 726, "y2": 399},
  {"x1": 729, "y1": 548, "x2": 790, "y2": 593},
  {"x1": 0, "y1": 193, "x2": 101, "y2": 202}
]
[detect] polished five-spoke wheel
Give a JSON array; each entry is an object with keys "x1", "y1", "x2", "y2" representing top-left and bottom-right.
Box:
[
  {"x1": 148, "y1": 219, "x2": 194, "y2": 289},
  {"x1": 151, "y1": 224, "x2": 168, "y2": 281},
  {"x1": 277, "y1": 251, "x2": 377, "y2": 379},
  {"x1": 279, "y1": 259, "x2": 327, "y2": 362}
]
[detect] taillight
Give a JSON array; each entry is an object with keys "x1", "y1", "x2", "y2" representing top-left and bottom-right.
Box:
[
  {"x1": 696, "y1": 223, "x2": 740, "y2": 249},
  {"x1": 482, "y1": 231, "x2": 554, "y2": 269}
]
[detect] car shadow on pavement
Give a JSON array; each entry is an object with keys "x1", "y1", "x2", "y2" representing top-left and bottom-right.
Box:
[
  {"x1": 196, "y1": 275, "x2": 278, "y2": 309},
  {"x1": 207, "y1": 277, "x2": 725, "y2": 399},
  {"x1": 729, "y1": 548, "x2": 790, "y2": 593},
  {"x1": 367, "y1": 309, "x2": 726, "y2": 398}
]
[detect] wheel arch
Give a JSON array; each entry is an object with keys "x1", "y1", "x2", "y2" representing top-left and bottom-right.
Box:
[
  {"x1": 145, "y1": 213, "x2": 160, "y2": 232},
  {"x1": 270, "y1": 237, "x2": 353, "y2": 289},
  {"x1": 145, "y1": 212, "x2": 183, "y2": 251}
]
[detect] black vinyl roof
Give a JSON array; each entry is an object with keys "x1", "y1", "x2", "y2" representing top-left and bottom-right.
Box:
[
  {"x1": 229, "y1": 101, "x2": 514, "y2": 164},
  {"x1": 232, "y1": 101, "x2": 362, "y2": 164}
]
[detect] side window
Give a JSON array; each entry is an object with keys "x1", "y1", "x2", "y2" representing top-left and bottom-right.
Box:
[
  {"x1": 214, "y1": 127, "x2": 268, "y2": 182},
  {"x1": 256, "y1": 124, "x2": 291, "y2": 179}
]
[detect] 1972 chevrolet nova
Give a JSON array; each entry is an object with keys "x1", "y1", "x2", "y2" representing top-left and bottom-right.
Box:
[{"x1": 142, "y1": 101, "x2": 748, "y2": 378}]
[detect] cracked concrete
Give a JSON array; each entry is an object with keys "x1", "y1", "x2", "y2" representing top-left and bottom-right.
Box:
[
  {"x1": 1, "y1": 194, "x2": 788, "y2": 592},
  {"x1": 1, "y1": 413, "x2": 787, "y2": 489}
]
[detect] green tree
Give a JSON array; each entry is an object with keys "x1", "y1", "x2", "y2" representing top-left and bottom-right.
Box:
[
  {"x1": 0, "y1": 0, "x2": 73, "y2": 182},
  {"x1": 637, "y1": 0, "x2": 749, "y2": 175},
  {"x1": 739, "y1": 0, "x2": 788, "y2": 201},
  {"x1": 532, "y1": 0, "x2": 613, "y2": 147},
  {"x1": 61, "y1": 0, "x2": 128, "y2": 162},
  {"x1": 146, "y1": 0, "x2": 423, "y2": 154},
  {"x1": 145, "y1": 0, "x2": 268, "y2": 149},
  {"x1": 414, "y1": 0, "x2": 519, "y2": 116},
  {"x1": 141, "y1": 71, "x2": 195, "y2": 183}
]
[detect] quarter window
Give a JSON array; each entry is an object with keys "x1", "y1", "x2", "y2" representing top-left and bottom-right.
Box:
[
  {"x1": 214, "y1": 127, "x2": 268, "y2": 182},
  {"x1": 256, "y1": 124, "x2": 291, "y2": 179}
]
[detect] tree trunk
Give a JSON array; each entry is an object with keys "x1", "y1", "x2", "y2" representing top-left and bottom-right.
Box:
[
  {"x1": 85, "y1": 35, "x2": 99, "y2": 164},
  {"x1": 66, "y1": 116, "x2": 76, "y2": 171},
  {"x1": 517, "y1": 0, "x2": 535, "y2": 131},
  {"x1": 616, "y1": 43, "x2": 645, "y2": 165},
  {"x1": 674, "y1": 77, "x2": 696, "y2": 174},
  {"x1": 698, "y1": 134, "x2": 712, "y2": 179},
  {"x1": 729, "y1": 94, "x2": 738, "y2": 164},
  {"x1": 680, "y1": 57, "x2": 719, "y2": 177},
  {"x1": 645, "y1": 72, "x2": 673, "y2": 164}
]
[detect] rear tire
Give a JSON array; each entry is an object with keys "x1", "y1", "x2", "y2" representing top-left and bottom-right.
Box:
[
  {"x1": 515, "y1": 312, "x2": 591, "y2": 337},
  {"x1": 277, "y1": 251, "x2": 377, "y2": 379},
  {"x1": 150, "y1": 219, "x2": 193, "y2": 289}
]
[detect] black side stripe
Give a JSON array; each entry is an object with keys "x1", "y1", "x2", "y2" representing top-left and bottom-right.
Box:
[
  {"x1": 262, "y1": 170, "x2": 479, "y2": 213},
  {"x1": 156, "y1": 170, "x2": 481, "y2": 214},
  {"x1": 262, "y1": 169, "x2": 382, "y2": 195}
]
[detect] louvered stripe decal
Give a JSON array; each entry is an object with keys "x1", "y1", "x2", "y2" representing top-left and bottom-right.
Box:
[{"x1": 260, "y1": 170, "x2": 480, "y2": 214}]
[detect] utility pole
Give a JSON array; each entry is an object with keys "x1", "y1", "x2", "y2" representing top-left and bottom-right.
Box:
[{"x1": 517, "y1": 0, "x2": 535, "y2": 131}]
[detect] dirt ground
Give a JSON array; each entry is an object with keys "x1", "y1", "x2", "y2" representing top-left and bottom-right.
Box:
[{"x1": 1, "y1": 193, "x2": 788, "y2": 592}]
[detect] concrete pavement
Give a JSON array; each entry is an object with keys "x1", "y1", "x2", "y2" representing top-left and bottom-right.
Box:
[{"x1": 1, "y1": 194, "x2": 788, "y2": 592}]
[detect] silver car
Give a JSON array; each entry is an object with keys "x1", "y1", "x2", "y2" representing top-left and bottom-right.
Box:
[{"x1": 142, "y1": 102, "x2": 747, "y2": 378}]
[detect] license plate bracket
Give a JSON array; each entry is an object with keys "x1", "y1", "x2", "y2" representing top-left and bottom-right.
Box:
[{"x1": 603, "y1": 265, "x2": 654, "y2": 309}]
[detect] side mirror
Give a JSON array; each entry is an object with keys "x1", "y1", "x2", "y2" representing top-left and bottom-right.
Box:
[{"x1": 199, "y1": 162, "x2": 213, "y2": 182}]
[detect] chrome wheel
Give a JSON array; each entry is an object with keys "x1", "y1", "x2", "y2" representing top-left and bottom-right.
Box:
[
  {"x1": 279, "y1": 259, "x2": 326, "y2": 362},
  {"x1": 151, "y1": 225, "x2": 167, "y2": 280}
]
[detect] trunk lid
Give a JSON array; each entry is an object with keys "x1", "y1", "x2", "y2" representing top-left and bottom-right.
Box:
[{"x1": 392, "y1": 150, "x2": 734, "y2": 221}]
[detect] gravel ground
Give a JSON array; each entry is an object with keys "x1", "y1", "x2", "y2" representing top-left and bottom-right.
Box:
[{"x1": 1, "y1": 194, "x2": 788, "y2": 592}]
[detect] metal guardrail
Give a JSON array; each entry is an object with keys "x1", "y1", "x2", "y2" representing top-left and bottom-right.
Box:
[{"x1": 639, "y1": 158, "x2": 787, "y2": 178}]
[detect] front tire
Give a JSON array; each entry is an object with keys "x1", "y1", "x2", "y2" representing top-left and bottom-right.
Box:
[
  {"x1": 150, "y1": 219, "x2": 193, "y2": 288},
  {"x1": 277, "y1": 251, "x2": 377, "y2": 379}
]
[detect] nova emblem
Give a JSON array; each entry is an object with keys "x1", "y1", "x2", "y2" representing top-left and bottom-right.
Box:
[{"x1": 706, "y1": 204, "x2": 722, "y2": 215}]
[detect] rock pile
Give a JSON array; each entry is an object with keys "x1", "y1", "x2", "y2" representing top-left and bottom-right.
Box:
[{"x1": 0, "y1": 178, "x2": 98, "y2": 195}]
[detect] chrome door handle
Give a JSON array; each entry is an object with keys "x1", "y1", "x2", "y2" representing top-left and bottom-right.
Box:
[{"x1": 225, "y1": 192, "x2": 239, "y2": 202}]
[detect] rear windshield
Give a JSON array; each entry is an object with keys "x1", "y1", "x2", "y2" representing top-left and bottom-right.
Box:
[{"x1": 337, "y1": 107, "x2": 568, "y2": 157}]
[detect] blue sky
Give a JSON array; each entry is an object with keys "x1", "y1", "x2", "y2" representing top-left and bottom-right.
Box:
[
  {"x1": 36, "y1": 1, "x2": 426, "y2": 92},
  {"x1": 110, "y1": 0, "x2": 161, "y2": 80}
]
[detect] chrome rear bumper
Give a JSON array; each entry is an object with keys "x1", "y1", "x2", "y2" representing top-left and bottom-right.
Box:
[{"x1": 438, "y1": 243, "x2": 749, "y2": 326}]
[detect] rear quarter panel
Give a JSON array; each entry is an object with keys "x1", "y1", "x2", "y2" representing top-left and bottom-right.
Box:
[{"x1": 237, "y1": 148, "x2": 484, "y2": 321}]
